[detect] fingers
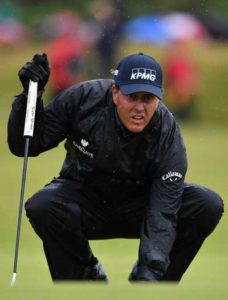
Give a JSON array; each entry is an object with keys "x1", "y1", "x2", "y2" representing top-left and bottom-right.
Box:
[
  {"x1": 33, "y1": 53, "x2": 50, "y2": 70},
  {"x1": 19, "y1": 62, "x2": 44, "y2": 82},
  {"x1": 19, "y1": 65, "x2": 39, "y2": 83},
  {"x1": 41, "y1": 53, "x2": 49, "y2": 68},
  {"x1": 18, "y1": 53, "x2": 50, "y2": 92}
]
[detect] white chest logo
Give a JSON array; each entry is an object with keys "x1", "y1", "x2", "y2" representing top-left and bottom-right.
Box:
[
  {"x1": 73, "y1": 139, "x2": 93, "y2": 158},
  {"x1": 130, "y1": 68, "x2": 156, "y2": 81},
  {"x1": 81, "y1": 139, "x2": 89, "y2": 147}
]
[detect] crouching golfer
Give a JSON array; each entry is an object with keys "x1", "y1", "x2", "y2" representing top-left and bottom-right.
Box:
[{"x1": 8, "y1": 52, "x2": 223, "y2": 282}]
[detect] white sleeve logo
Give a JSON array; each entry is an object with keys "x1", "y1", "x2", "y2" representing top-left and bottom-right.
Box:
[{"x1": 162, "y1": 171, "x2": 183, "y2": 182}]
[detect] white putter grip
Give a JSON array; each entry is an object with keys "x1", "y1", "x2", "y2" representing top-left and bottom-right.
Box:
[{"x1": 23, "y1": 81, "x2": 38, "y2": 137}]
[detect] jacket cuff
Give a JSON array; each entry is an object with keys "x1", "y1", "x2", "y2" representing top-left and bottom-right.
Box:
[{"x1": 129, "y1": 261, "x2": 159, "y2": 282}]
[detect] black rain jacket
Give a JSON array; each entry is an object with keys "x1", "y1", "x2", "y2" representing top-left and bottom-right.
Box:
[{"x1": 8, "y1": 79, "x2": 187, "y2": 279}]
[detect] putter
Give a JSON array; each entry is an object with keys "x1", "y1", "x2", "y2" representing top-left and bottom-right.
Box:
[{"x1": 11, "y1": 80, "x2": 38, "y2": 286}]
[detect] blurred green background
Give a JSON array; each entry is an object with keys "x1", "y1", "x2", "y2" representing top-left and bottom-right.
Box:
[
  {"x1": 4, "y1": 0, "x2": 228, "y2": 26},
  {"x1": 1, "y1": 1, "x2": 228, "y2": 299}
]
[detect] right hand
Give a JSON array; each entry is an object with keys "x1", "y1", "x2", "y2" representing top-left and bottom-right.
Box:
[
  {"x1": 128, "y1": 260, "x2": 158, "y2": 282},
  {"x1": 18, "y1": 53, "x2": 50, "y2": 93}
]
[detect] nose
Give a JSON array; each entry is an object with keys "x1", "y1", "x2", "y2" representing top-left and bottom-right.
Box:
[{"x1": 134, "y1": 99, "x2": 145, "y2": 111}]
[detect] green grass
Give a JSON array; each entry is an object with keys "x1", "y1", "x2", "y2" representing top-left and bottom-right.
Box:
[{"x1": 0, "y1": 42, "x2": 228, "y2": 299}]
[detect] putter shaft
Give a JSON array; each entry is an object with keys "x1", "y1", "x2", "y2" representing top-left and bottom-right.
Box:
[{"x1": 11, "y1": 137, "x2": 30, "y2": 286}]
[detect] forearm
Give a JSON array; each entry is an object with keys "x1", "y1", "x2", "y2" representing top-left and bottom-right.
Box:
[
  {"x1": 138, "y1": 210, "x2": 176, "y2": 280},
  {"x1": 8, "y1": 89, "x2": 69, "y2": 157}
]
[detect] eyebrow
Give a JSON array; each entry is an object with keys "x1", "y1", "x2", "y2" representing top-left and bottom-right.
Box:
[{"x1": 129, "y1": 93, "x2": 155, "y2": 98}]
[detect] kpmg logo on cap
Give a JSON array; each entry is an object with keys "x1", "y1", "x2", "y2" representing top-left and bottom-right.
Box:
[{"x1": 130, "y1": 68, "x2": 156, "y2": 82}]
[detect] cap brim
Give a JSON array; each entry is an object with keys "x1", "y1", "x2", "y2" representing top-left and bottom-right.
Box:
[{"x1": 120, "y1": 84, "x2": 163, "y2": 100}]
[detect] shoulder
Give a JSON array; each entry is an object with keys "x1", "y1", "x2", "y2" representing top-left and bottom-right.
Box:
[
  {"x1": 65, "y1": 79, "x2": 114, "y2": 106},
  {"x1": 68, "y1": 79, "x2": 113, "y2": 96},
  {"x1": 157, "y1": 101, "x2": 175, "y2": 127},
  {"x1": 151, "y1": 102, "x2": 187, "y2": 173},
  {"x1": 47, "y1": 79, "x2": 114, "y2": 111},
  {"x1": 155, "y1": 101, "x2": 185, "y2": 148},
  {"x1": 149, "y1": 101, "x2": 177, "y2": 136}
]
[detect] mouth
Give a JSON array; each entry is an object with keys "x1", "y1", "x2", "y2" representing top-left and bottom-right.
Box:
[{"x1": 130, "y1": 115, "x2": 145, "y2": 124}]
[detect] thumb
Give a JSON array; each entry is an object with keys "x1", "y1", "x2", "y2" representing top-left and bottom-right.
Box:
[
  {"x1": 33, "y1": 53, "x2": 49, "y2": 69},
  {"x1": 33, "y1": 53, "x2": 45, "y2": 64},
  {"x1": 41, "y1": 53, "x2": 50, "y2": 69}
]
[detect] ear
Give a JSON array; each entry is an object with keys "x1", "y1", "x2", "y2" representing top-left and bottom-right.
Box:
[{"x1": 111, "y1": 84, "x2": 118, "y2": 105}]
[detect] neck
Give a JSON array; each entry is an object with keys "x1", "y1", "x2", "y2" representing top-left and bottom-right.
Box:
[{"x1": 114, "y1": 107, "x2": 134, "y2": 139}]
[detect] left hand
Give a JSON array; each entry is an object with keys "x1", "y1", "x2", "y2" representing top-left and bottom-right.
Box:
[{"x1": 18, "y1": 53, "x2": 50, "y2": 93}]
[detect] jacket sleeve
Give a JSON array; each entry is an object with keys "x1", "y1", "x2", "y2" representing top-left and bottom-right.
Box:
[
  {"x1": 138, "y1": 121, "x2": 187, "y2": 280},
  {"x1": 7, "y1": 87, "x2": 81, "y2": 157}
]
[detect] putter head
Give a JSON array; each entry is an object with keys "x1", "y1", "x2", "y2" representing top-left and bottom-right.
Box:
[{"x1": 11, "y1": 272, "x2": 17, "y2": 286}]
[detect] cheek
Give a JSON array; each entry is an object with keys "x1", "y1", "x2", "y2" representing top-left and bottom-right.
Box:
[
  {"x1": 118, "y1": 103, "x2": 132, "y2": 116},
  {"x1": 113, "y1": 94, "x2": 118, "y2": 105},
  {"x1": 147, "y1": 101, "x2": 158, "y2": 115},
  {"x1": 116, "y1": 98, "x2": 130, "y2": 111}
]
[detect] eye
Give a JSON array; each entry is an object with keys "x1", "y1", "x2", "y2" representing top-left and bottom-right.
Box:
[
  {"x1": 143, "y1": 94, "x2": 156, "y2": 103},
  {"x1": 128, "y1": 93, "x2": 157, "y2": 103},
  {"x1": 129, "y1": 94, "x2": 137, "y2": 101}
]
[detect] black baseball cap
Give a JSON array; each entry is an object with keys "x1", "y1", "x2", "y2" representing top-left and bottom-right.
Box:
[{"x1": 113, "y1": 53, "x2": 163, "y2": 99}]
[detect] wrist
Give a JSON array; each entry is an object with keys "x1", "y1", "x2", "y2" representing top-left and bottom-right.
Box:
[
  {"x1": 22, "y1": 89, "x2": 44, "y2": 98},
  {"x1": 137, "y1": 263, "x2": 159, "y2": 281},
  {"x1": 129, "y1": 260, "x2": 159, "y2": 282},
  {"x1": 37, "y1": 90, "x2": 44, "y2": 97}
]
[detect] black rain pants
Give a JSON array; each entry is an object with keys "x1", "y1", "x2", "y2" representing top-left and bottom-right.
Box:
[{"x1": 25, "y1": 178, "x2": 224, "y2": 281}]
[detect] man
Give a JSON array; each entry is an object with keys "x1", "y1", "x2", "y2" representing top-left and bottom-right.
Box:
[{"x1": 8, "y1": 53, "x2": 223, "y2": 282}]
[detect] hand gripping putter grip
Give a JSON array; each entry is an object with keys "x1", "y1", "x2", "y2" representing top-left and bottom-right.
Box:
[{"x1": 11, "y1": 81, "x2": 38, "y2": 286}]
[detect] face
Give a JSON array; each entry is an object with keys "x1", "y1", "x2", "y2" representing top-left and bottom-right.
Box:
[{"x1": 112, "y1": 85, "x2": 159, "y2": 133}]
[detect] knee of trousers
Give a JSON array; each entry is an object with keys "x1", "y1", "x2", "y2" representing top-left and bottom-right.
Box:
[
  {"x1": 25, "y1": 192, "x2": 53, "y2": 235},
  {"x1": 25, "y1": 192, "x2": 82, "y2": 237},
  {"x1": 197, "y1": 189, "x2": 224, "y2": 235}
]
